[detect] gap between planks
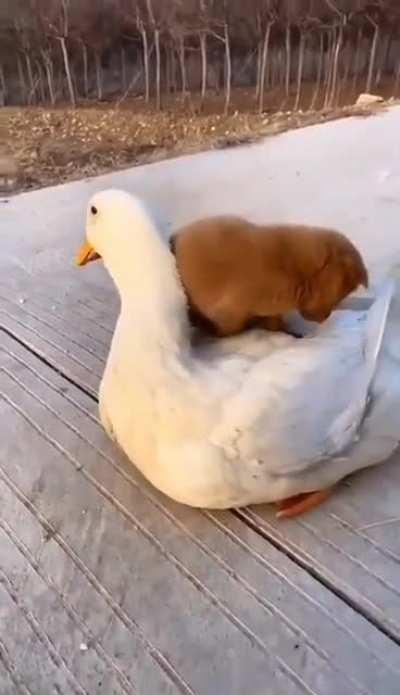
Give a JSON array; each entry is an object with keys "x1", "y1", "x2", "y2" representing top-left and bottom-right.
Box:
[{"x1": 1, "y1": 324, "x2": 400, "y2": 653}]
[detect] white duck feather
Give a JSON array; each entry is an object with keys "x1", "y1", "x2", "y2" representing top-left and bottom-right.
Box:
[{"x1": 76, "y1": 189, "x2": 400, "y2": 510}]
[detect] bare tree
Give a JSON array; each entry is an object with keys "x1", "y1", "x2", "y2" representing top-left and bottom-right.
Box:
[
  {"x1": 35, "y1": 0, "x2": 77, "y2": 106},
  {"x1": 144, "y1": 0, "x2": 161, "y2": 109},
  {"x1": 256, "y1": 1, "x2": 276, "y2": 113},
  {"x1": 3, "y1": 0, "x2": 400, "y2": 112},
  {"x1": 285, "y1": 23, "x2": 291, "y2": 98},
  {"x1": 365, "y1": 11, "x2": 380, "y2": 92},
  {"x1": 309, "y1": 28, "x2": 325, "y2": 109},
  {"x1": 41, "y1": 41, "x2": 56, "y2": 105},
  {"x1": 137, "y1": 6, "x2": 150, "y2": 102},
  {"x1": 198, "y1": 0, "x2": 210, "y2": 104},
  {"x1": 294, "y1": 28, "x2": 306, "y2": 110},
  {"x1": 13, "y1": 14, "x2": 37, "y2": 103},
  {"x1": 209, "y1": 0, "x2": 232, "y2": 115},
  {"x1": 81, "y1": 40, "x2": 89, "y2": 97},
  {"x1": 329, "y1": 21, "x2": 344, "y2": 106}
]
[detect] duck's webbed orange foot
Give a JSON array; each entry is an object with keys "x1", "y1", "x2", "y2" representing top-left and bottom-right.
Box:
[{"x1": 276, "y1": 488, "x2": 333, "y2": 519}]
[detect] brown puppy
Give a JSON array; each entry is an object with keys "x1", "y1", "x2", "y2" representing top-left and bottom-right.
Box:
[{"x1": 170, "y1": 216, "x2": 368, "y2": 337}]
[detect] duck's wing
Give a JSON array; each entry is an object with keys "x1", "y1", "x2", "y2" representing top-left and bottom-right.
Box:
[
  {"x1": 194, "y1": 329, "x2": 295, "y2": 362},
  {"x1": 326, "y1": 278, "x2": 394, "y2": 450},
  {"x1": 336, "y1": 277, "x2": 400, "y2": 469},
  {"x1": 210, "y1": 280, "x2": 394, "y2": 476}
]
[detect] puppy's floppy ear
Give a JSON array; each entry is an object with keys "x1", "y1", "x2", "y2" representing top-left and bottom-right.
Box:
[
  {"x1": 341, "y1": 248, "x2": 369, "y2": 290},
  {"x1": 300, "y1": 246, "x2": 369, "y2": 323},
  {"x1": 300, "y1": 262, "x2": 343, "y2": 322}
]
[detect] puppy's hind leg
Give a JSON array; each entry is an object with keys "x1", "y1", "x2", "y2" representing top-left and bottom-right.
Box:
[
  {"x1": 204, "y1": 294, "x2": 250, "y2": 337},
  {"x1": 257, "y1": 316, "x2": 286, "y2": 332}
]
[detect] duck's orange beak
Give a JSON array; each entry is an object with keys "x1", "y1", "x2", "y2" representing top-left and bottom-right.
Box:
[{"x1": 75, "y1": 241, "x2": 101, "y2": 267}]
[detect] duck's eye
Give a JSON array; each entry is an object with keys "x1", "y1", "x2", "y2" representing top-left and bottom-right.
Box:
[{"x1": 91, "y1": 205, "x2": 98, "y2": 215}]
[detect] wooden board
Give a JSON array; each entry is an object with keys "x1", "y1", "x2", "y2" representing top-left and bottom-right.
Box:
[{"x1": 1, "y1": 286, "x2": 400, "y2": 693}]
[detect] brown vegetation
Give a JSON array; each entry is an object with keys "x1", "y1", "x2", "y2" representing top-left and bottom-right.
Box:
[{"x1": 4, "y1": 95, "x2": 387, "y2": 192}]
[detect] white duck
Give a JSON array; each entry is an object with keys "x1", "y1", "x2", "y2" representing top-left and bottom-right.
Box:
[{"x1": 75, "y1": 189, "x2": 400, "y2": 517}]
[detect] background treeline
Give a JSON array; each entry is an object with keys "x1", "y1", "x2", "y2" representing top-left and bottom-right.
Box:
[{"x1": 1, "y1": 0, "x2": 400, "y2": 111}]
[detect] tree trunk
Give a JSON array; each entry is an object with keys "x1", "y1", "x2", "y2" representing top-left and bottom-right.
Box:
[
  {"x1": 394, "y1": 58, "x2": 400, "y2": 95},
  {"x1": 116, "y1": 47, "x2": 151, "y2": 107},
  {"x1": 200, "y1": 32, "x2": 207, "y2": 103},
  {"x1": 383, "y1": 31, "x2": 393, "y2": 77},
  {"x1": 71, "y1": 65, "x2": 79, "y2": 101},
  {"x1": 25, "y1": 52, "x2": 35, "y2": 103},
  {"x1": 179, "y1": 35, "x2": 187, "y2": 99},
  {"x1": 328, "y1": 24, "x2": 343, "y2": 107},
  {"x1": 17, "y1": 55, "x2": 27, "y2": 104},
  {"x1": 279, "y1": 48, "x2": 285, "y2": 88},
  {"x1": 140, "y1": 26, "x2": 150, "y2": 103},
  {"x1": 270, "y1": 50, "x2": 277, "y2": 89},
  {"x1": 0, "y1": 64, "x2": 6, "y2": 105},
  {"x1": 375, "y1": 32, "x2": 389, "y2": 87},
  {"x1": 352, "y1": 28, "x2": 363, "y2": 94},
  {"x1": 59, "y1": 36, "x2": 76, "y2": 107},
  {"x1": 258, "y1": 23, "x2": 272, "y2": 113},
  {"x1": 171, "y1": 46, "x2": 177, "y2": 93},
  {"x1": 309, "y1": 32, "x2": 324, "y2": 110},
  {"x1": 272, "y1": 51, "x2": 280, "y2": 89},
  {"x1": 82, "y1": 43, "x2": 89, "y2": 97},
  {"x1": 155, "y1": 28, "x2": 161, "y2": 110},
  {"x1": 95, "y1": 52, "x2": 103, "y2": 101},
  {"x1": 165, "y1": 45, "x2": 171, "y2": 95},
  {"x1": 55, "y1": 68, "x2": 63, "y2": 101},
  {"x1": 366, "y1": 23, "x2": 379, "y2": 93},
  {"x1": 35, "y1": 60, "x2": 46, "y2": 103},
  {"x1": 285, "y1": 24, "x2": 291, "y2": 99},
  {"x1": 121, "y1": 47, "x2": 127, "y2": 92},
  {"x1": 323, "y1": 32, "x2": 335, "y2": 108},
  {"x1": 294, "y1": 32, "x2": 306, "y2": 111},
  {"x1": 43, "y1": 55, "x2": 56, "y2": 106},
  {"x1": 338, "y1": 42, "x2": 351, "y2": 105},
  {"x1": 255, "y1": 40, "x2": 262, "y2": 99},
  {"x1": 223, "y1": 22, "x2": 231, "y2": 116},
  {"x1": 265, "y1": 54, "x2": 271, "y2": 91},
  {"x1": 27, "y1": 77, "x2": 39, "y2": 105}
]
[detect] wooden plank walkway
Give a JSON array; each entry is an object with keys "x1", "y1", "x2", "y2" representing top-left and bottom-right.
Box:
[
  {"x1": 0, "y1": 244, "x2": 399, "y2": 695},
  {"x1": 2, "y1": 108, "x2": 400, "y2": 693}
]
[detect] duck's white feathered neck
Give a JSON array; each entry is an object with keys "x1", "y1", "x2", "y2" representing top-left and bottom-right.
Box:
[{"x1": 98, "y1": 194, "x2": 190, "y2": 351}]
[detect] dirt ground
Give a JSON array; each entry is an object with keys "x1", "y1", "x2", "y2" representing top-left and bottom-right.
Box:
[{"x1": 1, "y1": 85, "x2": 397, "y2": 193}]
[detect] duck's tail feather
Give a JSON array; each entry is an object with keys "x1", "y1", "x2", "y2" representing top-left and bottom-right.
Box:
[
  {"x1": 387, "y1": 260, "x2": 400, "y2": 283},
  {"x1": 326, "y1": 278, "x2": 394, "y2": 453},
  {"x1": 363, "y1": 277, "x2": 394, "y2": 392},
  {"x1": 375, "y1": 259, "x2": 400, "y2": 286},
  {"x1": 330, "y1": 269, "x2": 400, "y2": 470}
]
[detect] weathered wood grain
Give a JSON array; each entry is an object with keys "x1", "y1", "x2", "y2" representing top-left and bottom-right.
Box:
[{"x1": 0, "y1": 332, "x2": 399, "y2": 694}]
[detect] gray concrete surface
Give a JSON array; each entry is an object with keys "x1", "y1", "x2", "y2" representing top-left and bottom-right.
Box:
[{"x1": 1, "y1": 107, "x2": 400, "y2": 694}]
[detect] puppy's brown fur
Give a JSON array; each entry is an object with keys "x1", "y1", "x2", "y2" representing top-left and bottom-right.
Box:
[{"x1": 171, "y1": 217, "x2": 368, "y2": 337}]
